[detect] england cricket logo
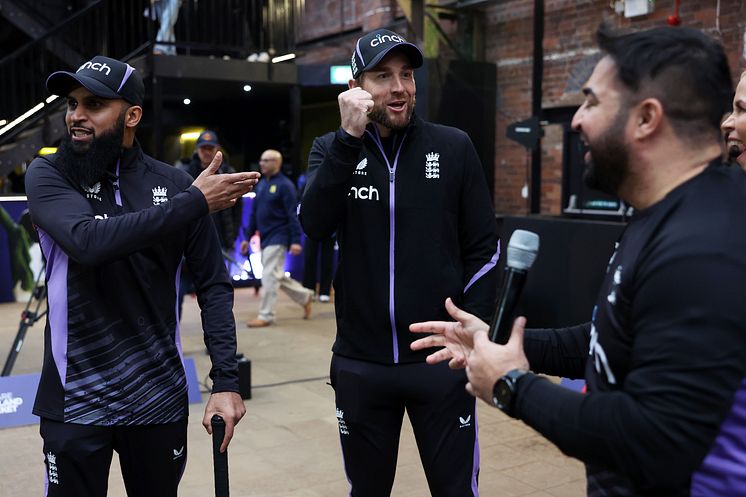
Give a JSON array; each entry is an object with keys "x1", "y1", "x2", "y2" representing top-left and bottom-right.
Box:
[
  {"x1": 152, "y1": 186, "x2": 168, "y2": 205},
  {"x1": 425, "y1": 152, "x2": 440, "y2": 179}
]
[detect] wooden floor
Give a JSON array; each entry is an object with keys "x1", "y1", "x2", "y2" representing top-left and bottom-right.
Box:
[{"x1": 0, "y1": 287, "x2": 585, "y2": 496}]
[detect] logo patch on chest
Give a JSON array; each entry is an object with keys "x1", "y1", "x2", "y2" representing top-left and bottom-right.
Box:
[
  {"x1": 83, "y1": 182, "x2": 102, "y2": 202},
  {"x1": 425, "y1": 152, "x2": 440, "y2": 179},
  {"x1": 354, "y1": 158, "x2": 368, "y2": 176},
  {"x1": 152, "y1": 186, "x2": 168, "y2": 205}
]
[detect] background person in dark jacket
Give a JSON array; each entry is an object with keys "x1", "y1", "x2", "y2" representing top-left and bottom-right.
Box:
[
  {"x1": 178, "y1": 130, "x2": 242, "y2": 250},
  {"x1": 296, "y1": 173, "x2": 335, "y2": 303},
  {"x1": 177, "y1": 130, "x2": 243, "y2": 317},
  {"x1": 300, "y1": 29, "x2": 499, "y2": 497},
  {"x1": 240, "y1": 149, "x2": 313, "y2": 327}
]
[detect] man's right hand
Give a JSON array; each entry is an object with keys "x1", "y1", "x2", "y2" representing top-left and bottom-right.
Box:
[
  {"x1": 338, "y1": 87, "x2": 374, "y2": 137},
  {"x1": 192, "y1": 151, "x2": 260, "y2": 213}
]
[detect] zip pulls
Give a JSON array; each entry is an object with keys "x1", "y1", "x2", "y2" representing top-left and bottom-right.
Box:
[{"x1": 364, "y1": 127, "x2": 407, "y2": 183}]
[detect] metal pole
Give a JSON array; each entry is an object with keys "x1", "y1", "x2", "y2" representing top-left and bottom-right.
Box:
[{"x1": 530, "y1": 0, "x2": 544, "y2": 214}]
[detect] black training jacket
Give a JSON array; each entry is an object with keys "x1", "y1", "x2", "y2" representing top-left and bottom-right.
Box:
[
  {"x1": 518, "y1": 162, "x2": 746, "y2": 496},
  {"x1": 301, "y1": 116, "x2": 499, "y2": 364},
  {"x1": 25, "y1": 143, "x2": 239, "y2": 425}
]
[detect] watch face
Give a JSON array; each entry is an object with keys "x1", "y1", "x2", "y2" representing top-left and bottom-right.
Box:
[{"x1": 493, "y1": 379, "x2": 512, "y2": 410}]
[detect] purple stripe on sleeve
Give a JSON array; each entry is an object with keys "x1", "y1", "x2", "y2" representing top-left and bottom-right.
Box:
[
  {"x1": 691, "y1": 377, "x2": 746, "y2": 495},
  {"x1": 464, "y1": 241, "x2": 500, "y2": 294},
  {"x1": 38, "y1": 229, "x2": 69, "y2": 388}
]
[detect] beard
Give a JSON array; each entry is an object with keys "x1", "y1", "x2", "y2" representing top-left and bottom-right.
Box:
[
  {"x1": 57, "y1": 114, "x2": 125, "y2": 189},
  {"x1": 368, "y1": 95, "x2": 416, "y2": 132},
  {"x1": 582, "y1": 110, "x2": 629, "y2": 196},
  {"x1": 727, "y1": 144, "x2": 743, "y2": 162}
]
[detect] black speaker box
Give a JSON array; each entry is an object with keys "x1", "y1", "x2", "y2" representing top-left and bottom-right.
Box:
[{"x1": 237, "y1": 357, "x2": 251, "y2": 400}]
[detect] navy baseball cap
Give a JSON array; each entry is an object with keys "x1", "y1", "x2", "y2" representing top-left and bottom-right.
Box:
[
  {"x1": 46, "y1": 56, "x2": 144, "y2": 106},
  {"x1": 351, "y1": 29, "x2": 423, "y2": 79},
  {"x1": 196, "y1": 130, "x2": 220, "y2": 148}
]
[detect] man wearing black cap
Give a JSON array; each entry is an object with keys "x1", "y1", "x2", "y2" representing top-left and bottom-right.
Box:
[
  {"x1": 301, "y1": 29, "x2": 499, "y2": 496},
  {"x1": 24, "y1": 55, "x2": 258, "y2": 497},
  {"x1": 179, "y1": 130, "x2": 243, "y2": 250},
  {"x1": 177, "y1": 130, "x2": 243, "y2": 318}
]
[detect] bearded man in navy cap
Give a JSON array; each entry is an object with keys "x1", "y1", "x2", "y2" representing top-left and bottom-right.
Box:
[
  {"x1": 301, "y1": 29, "x2": 499, "y2": 496},
  {"x1": 25, "y1": 56, "x2": 259, "y2": 497}
]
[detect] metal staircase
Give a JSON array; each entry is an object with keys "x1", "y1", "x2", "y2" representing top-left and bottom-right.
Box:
[{"x1": 0, "y1": 0, "x2": 305, "y2": 186}]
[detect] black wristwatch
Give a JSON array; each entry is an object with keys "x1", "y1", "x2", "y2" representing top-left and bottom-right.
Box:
[{"x1": 492, "y1": 368, "x2": 529, "y2": 416}]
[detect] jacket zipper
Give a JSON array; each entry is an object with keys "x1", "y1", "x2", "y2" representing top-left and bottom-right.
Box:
[{"x1": 365, "y1": 126, "x2": 408, "y2": 363}]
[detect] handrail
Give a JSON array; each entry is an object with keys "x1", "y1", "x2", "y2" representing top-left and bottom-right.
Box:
[
  {"x1": 0, "y1": 0, "x2": 108, "y2": 66},
  {"x1": 0, "y1": 0, "x2": 304, "y2": 148}
]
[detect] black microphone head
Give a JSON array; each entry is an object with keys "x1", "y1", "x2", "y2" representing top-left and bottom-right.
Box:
[{"x1": 506, "y1": 230, "x2": 540, "y2": 271}]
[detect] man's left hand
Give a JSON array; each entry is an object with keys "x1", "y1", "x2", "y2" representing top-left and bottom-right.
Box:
[
  {"x1": 289, "y1": 243, "x2": 302, "y2": 256},
  {"x1": 202, "y1": 391, "x2": 246, "y2": 453},
  {"x1": 465, "y1": 317, "x2": 530, "y2": 405}
]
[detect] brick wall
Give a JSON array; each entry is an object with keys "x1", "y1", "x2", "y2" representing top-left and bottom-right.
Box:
[
  {"x1": 298, "y1": 0, "x2": 409, "y2": 66},
  {"x1": 298, "y1": 0, "x2": 746, "y2": 215}
]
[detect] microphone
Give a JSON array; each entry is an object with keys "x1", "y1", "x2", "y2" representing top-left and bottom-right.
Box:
[{"x1": 489, "y1": 229, "x2": 540, "y2": 344}]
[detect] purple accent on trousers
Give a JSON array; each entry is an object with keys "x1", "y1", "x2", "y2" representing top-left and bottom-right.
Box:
[
  {"x1": 464, "y1": 241, "x2": 500, "y2": 294},
  {"x1": 690, "y1": 377, "x2": 746, "y2": 495},
  {"x1": 365, "y1": 126, "x2": 408, "y2": 364},
  {"x1": 472, "y1": 401, "x2": 480, "y2": 496},
  {"x1": 38, "y1": 229, "x2": 69, "y2": 388}
]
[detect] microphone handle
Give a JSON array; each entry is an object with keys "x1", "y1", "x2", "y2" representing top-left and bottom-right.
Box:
[
  {"x1": 488, "y1": 268, "x2": 527, "y2": 344},
  {"x1": 211, "y1": 414, "x2": 230, "y2": 497}
]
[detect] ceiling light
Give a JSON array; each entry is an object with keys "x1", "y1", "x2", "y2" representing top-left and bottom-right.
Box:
[
  {"x1": 0, "y1": 102, "x2": 44, "y2": 137},
  {"x1": 271, "y1": 53, "x2": 296, "y2": 63},
  {"x1": 179, "y1": 131, "x2": 201, "y2": 142},
  {"x1": 243, "y1": 84, "x2": 252, "y2": 92},
  {"x1": 183, "y1": 98, "x2": 191, "y2": 105}
]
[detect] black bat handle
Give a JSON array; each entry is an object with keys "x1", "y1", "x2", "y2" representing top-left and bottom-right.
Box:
[{"x1": 211, "y1": 415, "x2": 230, "y2": 497}]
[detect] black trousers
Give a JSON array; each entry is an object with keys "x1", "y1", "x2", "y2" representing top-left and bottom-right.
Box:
[
  {"x1": 40, "y1": 418, "x2": 188, "y2": 497},
  {"x1": 330, "y1": 354, "x2": 480, "y2": 497},
  {"x1": 302, "y1": 236, "x2": 335, "y2": 296}
]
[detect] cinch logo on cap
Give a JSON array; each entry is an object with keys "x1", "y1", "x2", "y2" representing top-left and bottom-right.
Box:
[
  {"x1": 370, "y1": 33, "x2": 405, "y2": 47},
  {"x1": 78, "y1": 61, "x2": 111, "y2": 75}
]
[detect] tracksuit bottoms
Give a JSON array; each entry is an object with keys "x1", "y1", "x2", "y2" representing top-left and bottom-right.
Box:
[
  {"x1": 330, "y1": 354, "x2": 480, "y2": 497},
  {"x1": 40, "y1": 418, "x2": 187, "y2": 497}
]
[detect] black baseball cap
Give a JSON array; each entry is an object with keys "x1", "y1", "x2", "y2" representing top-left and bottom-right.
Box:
[
  {"x1": 196, "y1": 130, "x2": 220, "y2": 148},
  {"x1": 46, "y1": 56, "x2": 144, "y2": 106},
  {"x1": 351, "y1": 29, "x2": 423, "y2": 79}
]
